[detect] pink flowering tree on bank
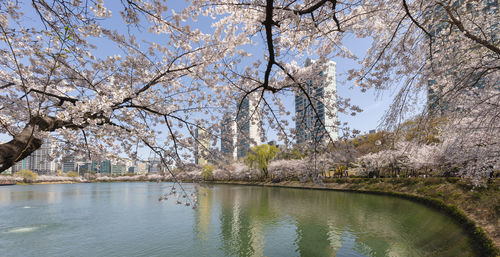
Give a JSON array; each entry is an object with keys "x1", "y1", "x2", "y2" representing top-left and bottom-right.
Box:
[{"x1": 0, "y1": 0, "x2": 498, "y2": 186}]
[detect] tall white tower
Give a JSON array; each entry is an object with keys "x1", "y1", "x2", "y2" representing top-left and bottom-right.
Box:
[
  {"x1": 221, "y1": 112, "x2": 237, "y2": 160},
  {"x1": 236, "y1": 94, "x2": 262, "y2": 158},
  {"x1": 295, "y1": 59, "x2": 338, "y2": 144}
]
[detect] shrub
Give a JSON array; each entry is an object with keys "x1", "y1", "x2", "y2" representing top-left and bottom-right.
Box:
[
  {"x1": 245, "y1": 144, "x2": 279, "y2": 179},
  {"x1": 14, "y1": 169, "x2": 38, "y2": 183},
  {"x1": 66, "y1": 171, "x2": 78, "y2": 177},
  {"x1": 268, "y1": 159, "x2": 307, "y2": 179},
  {"x1": 213, "y1": 169, "x2": 231, "y2": 180},
  {"x1": 201, "y1": 164, "x2": 214, "y2": 181},
  {"x1": 228, "y1": 162, "x2": 256, "y2": 180}
]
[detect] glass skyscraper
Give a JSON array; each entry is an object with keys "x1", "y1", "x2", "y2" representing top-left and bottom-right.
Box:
[
  {"x1": 236, "y1": 95, "x2": 261, "y2": 158},
  {"x1": 295, "y1": 59, "x2": 338, "y2": 145},
  {"x1": 220, "y1": 112, "x2": 237, "y2": 160}
]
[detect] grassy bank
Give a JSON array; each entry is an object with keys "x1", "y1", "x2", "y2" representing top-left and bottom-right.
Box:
[{"x1": 211, "y1": 178, "x2": 500, "y2": 257}]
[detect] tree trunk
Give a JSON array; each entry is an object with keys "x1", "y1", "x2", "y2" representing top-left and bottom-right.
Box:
[
  {"x1": 0, "y1": 116, "x2": 80, "y2": 173},
  {"x1": 263, "y1": 167, "x2": 269, "y2": 179}
]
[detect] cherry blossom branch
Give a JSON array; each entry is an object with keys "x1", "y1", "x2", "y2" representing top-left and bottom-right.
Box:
[{"x1": 438, "y1": 3, "x2": 500, "y2": 56}]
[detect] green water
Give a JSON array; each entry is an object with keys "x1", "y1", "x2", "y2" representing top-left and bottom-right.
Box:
[{"x1": 0, "y1": 183, "x2": 474, "y2": 256}]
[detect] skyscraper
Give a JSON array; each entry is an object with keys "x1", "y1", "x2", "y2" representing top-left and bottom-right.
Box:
[
  {"x1": 236, "y1": 94, "x2": 261, "y2": 158},
  {"x1": 31, "y1": 139, "x2": 57, "y2": 174},
  {"x1": 220, "y1": 112, "x2": 237, "y2": 160},
  {"x1": 11, "y1": 138, "x2": 57, "y2": 174},
  {"x1": 295, "y1": 59, "x2": 338, "y2": 145},
  {"x1": 194, "y1": 126, "x2": 210, "y2": 165}
]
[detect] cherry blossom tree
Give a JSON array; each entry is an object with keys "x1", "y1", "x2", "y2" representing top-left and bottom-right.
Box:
[
  {"x1": 0, "y1": 0, "x2": 229, "y2": 174},
  {"x1": 437, "y1": 117, "x2": 500, "y2": 185},
  {"x1": 366, "y1": 0, "x2": 499, "y2": 182},
  {"x1": 0, "y1": 0, "x2": 498, "y2": 185}
]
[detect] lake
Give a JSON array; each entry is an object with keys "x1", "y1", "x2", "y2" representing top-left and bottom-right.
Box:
[{"x1": 0, "y1": 182, "x2": 474, "y2": 256}]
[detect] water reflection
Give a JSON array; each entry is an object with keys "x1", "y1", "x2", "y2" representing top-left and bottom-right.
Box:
[
  {"x1": 0, "y1": 183, "x2": 474, "y2": 257},
  {"x1": 195, "y1": 185, "x2": 473, "y2": 257},
  {"x1": 216, "y1": 186, "x2": 273, "y2": 257},
  {"x1": 195, "y1": 186, "x2": 212, "y2": 241},
  {"x1": 0, "y1": 186, "x2": 60, "y2": 205}
]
